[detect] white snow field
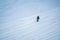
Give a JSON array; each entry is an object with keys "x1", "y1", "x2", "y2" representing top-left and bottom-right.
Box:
[{"x1": 0, "y1": 0, "x2": 60, "y2": 40}]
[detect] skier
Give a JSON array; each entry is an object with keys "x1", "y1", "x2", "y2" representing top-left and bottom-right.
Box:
[{"x1": 37, "y1": 16, "x2": 40, "y2": 22}]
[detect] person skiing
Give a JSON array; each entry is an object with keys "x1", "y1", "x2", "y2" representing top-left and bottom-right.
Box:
[{"x1": 37, "y1": 16, "x2": 40, "y2": 22}]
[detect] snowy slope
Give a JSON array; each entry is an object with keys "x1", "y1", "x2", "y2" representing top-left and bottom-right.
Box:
[{"x1": 0, "y1": 0, "x2": 60, "y2": 40}]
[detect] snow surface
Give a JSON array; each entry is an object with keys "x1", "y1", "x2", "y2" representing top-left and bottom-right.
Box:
[{"x1": 0, "y1": 0, "x2": 60, "y2": 40}]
